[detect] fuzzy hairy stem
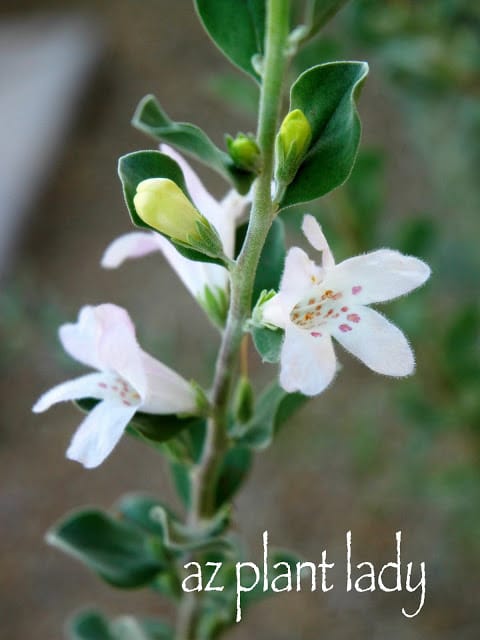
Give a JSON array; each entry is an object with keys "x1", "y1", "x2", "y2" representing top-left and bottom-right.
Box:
[{"x1": 175, "y1": 1, "x2": 290, "y2": 637}]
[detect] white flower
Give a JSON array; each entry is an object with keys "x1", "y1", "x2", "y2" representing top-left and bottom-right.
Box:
[
  {"x1": 263, "y1": 215, "x2": 431, "y2": 396},
  {"x1": 33, "y1": 304, "x2": 197, "y2": 468},
  {"x1": 102, "y1": 145, "x2": 248, "y2": 311}
]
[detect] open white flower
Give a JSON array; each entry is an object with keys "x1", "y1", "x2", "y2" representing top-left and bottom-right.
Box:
[
  {"x1": 102, "y1": 145, "x2": 248, "y2": 313},
  {"x1": 33, "y1": 304, "x2": 197, "y2": 468},
  {"x1": 263, "y1": 215, "x2": 431, "y2": 396}
]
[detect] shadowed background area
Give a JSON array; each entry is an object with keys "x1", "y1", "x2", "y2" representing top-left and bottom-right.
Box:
[{"x1": 1, "y1": 1, "x2": 479, "y2": 638}]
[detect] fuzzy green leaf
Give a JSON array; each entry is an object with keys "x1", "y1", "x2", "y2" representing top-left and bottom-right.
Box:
[
  {"x1": 47, "y1": 509, "x2": 164, "y2": 589},
  {"x1": 281, "y1": 61, "x2": 369, "y2": 208},
  {"x1": 151, "y1": 504, "x2": 231, "y2": 553},
  {"x1": 251, "y1": 325, "x2": 284, "y2": 363},
  {"x1": 68, "y1": 611, "x2": 115, "y2": 640},
  {"x1": 231, "y1": 382, "x2": 307, "y2": 449},
  {"x1": 68, "y1": 611, "x2": 173, "y2": 640},
  {"x1": 253, "y1": 217, "x2": 286, "y2": 303},
  {"x1": 118, "y1": 150, "x2": 225, "y2": 265},
  {"x1": 194, "y1": 0, "x2": 265, "y2": 80},
  {"x1": 115, "y1": 494, "x2": 173, "y2": 537},
  {"x1": 236, "y1": 218, "x2": 286, "y2": 304},
  {"x1": 215, "y1": 446, "x2": 253, "y2": 509},
  {"x1": 133, "y1": 95, "x2": 254, "y2": 195},
  {"x1": 169, "y1": 461, "x2": 191, "y2": 507}
]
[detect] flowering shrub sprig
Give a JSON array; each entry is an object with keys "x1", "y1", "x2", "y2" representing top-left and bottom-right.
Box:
[{"x1": 33, "y1": 1, "x2": 431, "y2": 639}]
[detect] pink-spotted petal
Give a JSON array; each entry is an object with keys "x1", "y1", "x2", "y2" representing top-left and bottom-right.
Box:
[
  {"x1": 140, "y1": 351, "x2": 197, "y2": 414},
  {"x1": 66, "y1": 400, "x2": 137, "y2": 468},
  {"x1": 324, "y1": 250, "x2": 431, "y2": 305},
  {"x1": 331, "y1": 306, "x2": 415, "y2": 376},
  {"x1": 101, "y1": 232, "x2": 162, "y2": 269},
  {"x1": 280, "y1": 324, "x2": 337, "y2": 396},
  {"x1": 302, "y1": 215, "x2": 335, "y2": 270},
  {"x1": 94, "y1": 305, "x2": 146, "y2": 398},
  {"x1": 32, "y1": 373, "x2": 107, "y2": 413},
  {"x1": 263, "y1": 248, "x2": 324, "y2": 330}
]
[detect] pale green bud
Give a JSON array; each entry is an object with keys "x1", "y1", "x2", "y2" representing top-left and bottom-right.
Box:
[
  {"x1": 233, "y1": 375, "x2": 254, "y2": 424},
  {"x1": 275, "y1": 109, "x2": 312, "y2": 186},
  {"x1": 134, "y1": 178, "x2": 223, "y2": 257},
  {"x1": 227, "y1": 133, "x2": 261, "y2": 173}
]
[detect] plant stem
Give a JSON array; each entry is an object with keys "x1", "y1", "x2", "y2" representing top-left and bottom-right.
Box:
[{"x1": 175, "y1": 1, "x2": 290, "y2": 637}]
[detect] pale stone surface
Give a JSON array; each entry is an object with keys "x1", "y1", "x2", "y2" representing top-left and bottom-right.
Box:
[{"x1": 0, "y1": 15, "x2": 102, "y2": 277}]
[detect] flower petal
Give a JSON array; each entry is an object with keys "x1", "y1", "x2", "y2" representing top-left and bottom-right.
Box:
[
  {"x1": 217, "y1": 190, "x2": 248, "y2": 258},
  {"x1": 331, "y1": 305, "x2": 415, "y2": 376},
  {"x1": 324, "y1": 250, "x2": 431, "y2": 305},
  {"x1": 263, "y1": 247, "x2": 324, "y2": 330},
  {"x1": 66, "y1": 400, "x2": 137, "y2": 468},
  {"x1": 59, "y1": 306, "x2": 104, "y2": 370},
  {"x1": 94, "y1": 305, "x2": 146, "y2": 397},
  {"x1": 280, "y1": 246, "x2": 323, "y2": 298},
  {"x1": 32, "y1": 373, "x2": 107, "y2": 413},
  {"x1": 60, "y1": 305, "x2": 147, "y2": 397},
  {"x1": 302, "y1": 214, "x2": 335, "y2": 270},
  {"x1": 153, "y1": 232, "x2": 228, "y2": 297},
  {"x1": 280, "y1": 324, "x2": 337, "y2": 396},
  {"x1": 101, "y1": 232, "x2": 162, "y2": 269},
  {"x1": 140, "y1": 352, "x2": 197, "y2": 414}
]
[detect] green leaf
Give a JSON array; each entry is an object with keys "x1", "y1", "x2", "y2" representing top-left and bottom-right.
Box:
[
  {"x1": 281, "y1": 61, "x2": 369, "y2": 208},
  {"x1": 68, "y1": 610, "x2": 115, "y2": 640},
  {"x1": 118, "y1": 150, "x2": 225, "y2": 265},
  {"x1": 112, "y1": 617, "x2": 173, "y2": 640},
  {"x1": 115, "y1": 493, "x2": 173, "y2": 537},
  {"x1": 75, "y1": 398, "x2": 204, "y2": 446},
  {"x1": 235, "y1": 218, "x2": 286, "y2": 304},
  {"x1": 253, "y1": 218, "x2": 286, "y2": 303},
  {"x1": 194, "y1": 0, "x2": 265, "y2": 80},
  {"x1": 232, "y1": 376, "x2": 255, "y2": 424},
  {"x1": 168, "y1": 460, "x2": 191, "y2": 507},
  {"x1": 151, "y1": 504, "x2": 231, "y2": 553},
  {"x1": 47, "y1": 509, "x2": 164, "y2": 589},
  {"x1": 68, "y1": 611, "x2": 173, "y2": 640},
  {"x1": 231, "y1": 382, "x2": 307, "y2": 449},
  {"x1": 132, "y1": 96, "x2": 254, "y2": 195},
  {"x1": 215, "y1": 446, "x2": 253, "y2": 509},
  {"x1": 251, "y1": 325, "x2": 284, "y2": 363}
]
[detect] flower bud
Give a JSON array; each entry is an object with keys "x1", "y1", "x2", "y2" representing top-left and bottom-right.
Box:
[
  {"x1": 134, "y1": 178, "x2": 223, "y2": 258},
  {"x1": 233, "y1": 375, "x2": 254, "y2": 424},
  {"x1": 275, "y1": 109, "x2": 312, "y2": 186},
  {"x1": 227, "y1": 133, "x2": 261, "y2": 173}
]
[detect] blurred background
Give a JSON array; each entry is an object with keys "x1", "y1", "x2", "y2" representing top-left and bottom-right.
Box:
[{"x1": 0, "y1": 0, "x2": 479, "y2": 638}]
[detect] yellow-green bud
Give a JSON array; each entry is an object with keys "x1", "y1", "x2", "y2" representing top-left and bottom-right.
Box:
[
  {"x1": 227, "y1": 133, "x2": 261, "y2": 173},
  {"x1": 275, "y1": 109, "x2": 312, "y2": 185},
  {"x1": 134, "y1": 178, "x2": 223, "y2": 257}
]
